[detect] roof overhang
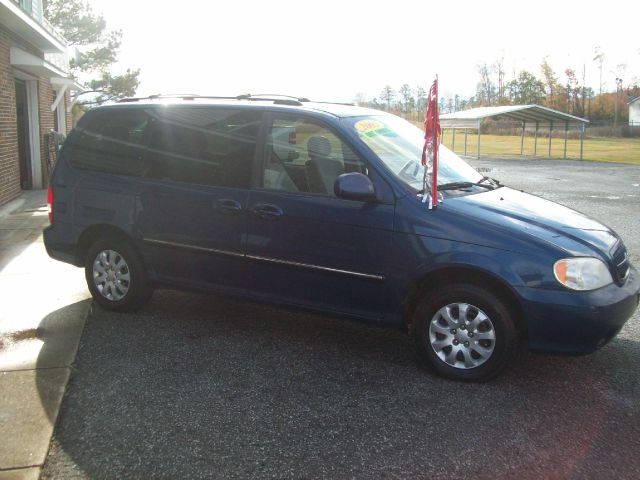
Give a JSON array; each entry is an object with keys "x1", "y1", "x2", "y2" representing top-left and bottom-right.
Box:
[
  {"x1": 11, "y1": 46, "x2": 68, "y2": 79},
  {"x1": 441, "y1": 105, "x2": 589, "y2": 129},
  {"x1": 48, "y1": 76, "x2": 84, "y2": 112},
  {"x1": 50, "y1": 76, "x2": 83, "y2": 91},
  {"x1": 0, "y1": 0, "x2": 65, "y2": 53}
]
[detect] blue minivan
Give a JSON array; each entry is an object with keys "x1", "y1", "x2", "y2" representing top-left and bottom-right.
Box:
[{"x1": 44, "y1": 94, "x2": 640, "y2": 381}]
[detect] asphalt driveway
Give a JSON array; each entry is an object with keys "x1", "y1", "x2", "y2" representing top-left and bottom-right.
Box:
[{"x1": 41, "y1": 158, "x2": 640, "y2": 479}]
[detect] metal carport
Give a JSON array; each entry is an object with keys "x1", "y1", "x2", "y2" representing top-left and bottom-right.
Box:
[{"x1": 440, "y1": 105, "x2": 589, "y2": 160}]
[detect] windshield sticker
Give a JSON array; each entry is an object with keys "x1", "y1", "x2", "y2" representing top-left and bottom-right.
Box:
[{"x1": 354, "y1": 119, "x2": 394, "y2": 138}]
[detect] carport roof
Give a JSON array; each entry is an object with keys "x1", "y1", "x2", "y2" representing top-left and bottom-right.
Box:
[{"x1": 440, "y1": 105, "x2": 588, "y2": 129}]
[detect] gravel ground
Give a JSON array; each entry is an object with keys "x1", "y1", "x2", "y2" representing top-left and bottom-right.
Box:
[{"x1": 42, "y1": 158, "x2": 640, "y2": 479}]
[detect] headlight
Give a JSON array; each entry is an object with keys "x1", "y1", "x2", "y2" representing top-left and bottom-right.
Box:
[{"x1": 553, "y1": 257, "x2": 613, "y2": 291}]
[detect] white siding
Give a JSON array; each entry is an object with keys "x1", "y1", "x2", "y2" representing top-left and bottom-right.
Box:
[
  {"x1": 31, "y1": 0, "x2": 42, "y2": 22},
  {"x1": 630, "y1": 100, "x2": 640, "y2": 126}
]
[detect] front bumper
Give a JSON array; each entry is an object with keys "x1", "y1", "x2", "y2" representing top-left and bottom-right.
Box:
[{"x1": 516, "y1": 265, "x2": 640, "y2": 354}]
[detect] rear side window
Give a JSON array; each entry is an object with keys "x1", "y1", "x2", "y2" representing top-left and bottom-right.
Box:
[
  {"x1": 70, "y1": 109, "x2": 149, "y2": 176},
  {"x1": 144, "y1": 108, "x2": 261, "y2": 189}
]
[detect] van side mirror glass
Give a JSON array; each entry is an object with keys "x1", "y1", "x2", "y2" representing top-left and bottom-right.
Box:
[{"x1": 334, "y1": 172, "x2": 376, "y2": 201}]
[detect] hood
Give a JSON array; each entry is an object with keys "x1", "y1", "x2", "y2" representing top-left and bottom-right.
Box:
[{"x1": 448, "y1": 187, "x2": 619, "y2": 258}]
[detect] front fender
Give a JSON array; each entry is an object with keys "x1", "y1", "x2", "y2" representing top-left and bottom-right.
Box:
[{"x1": 388, "y1": 232, "x2": 558, "y2": 310}]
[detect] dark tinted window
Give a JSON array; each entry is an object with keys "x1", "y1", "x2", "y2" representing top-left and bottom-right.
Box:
[
  {"x1": 70, "y1": 109, "x2": 149, "y2": 176},
  {"x1": 145, "y1": 108, "x2": 260, "y2": 189}
]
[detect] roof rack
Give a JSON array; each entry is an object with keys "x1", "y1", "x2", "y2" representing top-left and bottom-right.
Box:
[
  {"x1": 237, "y1": 93, "x2": 310, "y2": 104},
  {"x1": 117, "y1": 94, "x2": 239, "y2": 103},
  {"x1": 116, "y1": 93, "x2": 354, "y2": 108},
  {"x1": 117, "y1": 93, "x2": 311, "y2": 105},
  {"x1": 312, "y1": 101, "x2": 356, "y2": 107}
]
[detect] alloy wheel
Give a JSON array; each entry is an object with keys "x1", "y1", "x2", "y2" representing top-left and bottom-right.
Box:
[{"x1": 428, "y1": 302, "x2": 496, "y2": 369}]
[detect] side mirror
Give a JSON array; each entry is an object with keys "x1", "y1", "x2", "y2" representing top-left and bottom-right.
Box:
[{"x1": 334, "y1": 172, "x2": 376, "y2": 202}]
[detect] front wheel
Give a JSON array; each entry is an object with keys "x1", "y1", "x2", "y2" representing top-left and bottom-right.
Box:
[
  {"x1": 85, "y1": 238, "x2": 153, "y2": 312},
  {"x1": 413, "y1": 283, "x2": 518, "y2": 382}
]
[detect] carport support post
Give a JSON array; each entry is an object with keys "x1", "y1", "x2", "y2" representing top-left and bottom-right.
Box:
[
  {"x1": 563, "y1": 122, "x2": 568, "y2": 159},
  {"x1": 580, "y1": 123, "x2": 585, "y2": 160},
  {"x1": 452, "y1": 128, "x2": 456, "y2": 153},
  {"x1": 520, "y1": 122, "x2": 525, "y2": 155},
  {"x1": 534, "y1": 122, "x2": 539, "y2": 156},
  {"x1": 548, "y1": 121, "x2": 553, "y2": 158},
  {"x1": 476, "y1": 120, "x2": 481, "y2": 160},
  {"x1": 464, "y1": 128, "x2": 468, "y2": 156}
]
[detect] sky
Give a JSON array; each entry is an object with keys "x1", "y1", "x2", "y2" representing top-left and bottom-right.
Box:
[{"x1": 88, "y1": 0, "x2": 640, "y2": 103}]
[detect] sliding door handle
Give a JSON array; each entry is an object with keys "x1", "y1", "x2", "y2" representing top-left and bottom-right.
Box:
[{"x1": 251, "y1": 203, "x2": 283, "y2": 220}]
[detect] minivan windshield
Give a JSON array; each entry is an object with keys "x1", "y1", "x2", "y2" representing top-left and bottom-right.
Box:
[{"x1": 347, "y1": 114, "x2": 484, "y2": 192}]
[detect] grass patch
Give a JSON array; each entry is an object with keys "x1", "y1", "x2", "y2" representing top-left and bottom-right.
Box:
[{"x1": 440, "y1": 132, "x2": 640, "y2": 165}]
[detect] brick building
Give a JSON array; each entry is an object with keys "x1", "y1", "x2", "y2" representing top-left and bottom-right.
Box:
[{"x1": 1, "y1": 0, "x2": 80, "y2": 206}]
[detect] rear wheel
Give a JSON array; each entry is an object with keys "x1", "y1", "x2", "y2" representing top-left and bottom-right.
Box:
[
  {"x1": 413, "y1": 283, "x2": 518, "y2": 382},
  {"x1": 85, "y1": 238, "x2": 152, "y2": 312}
]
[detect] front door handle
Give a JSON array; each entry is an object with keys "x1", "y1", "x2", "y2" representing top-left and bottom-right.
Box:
[
  {"x1": 215, "y1": 198, "x2": 242, "y2": 215},
  {"x1": 252, "y1": 203, "x2": 284, "y2": 220}
]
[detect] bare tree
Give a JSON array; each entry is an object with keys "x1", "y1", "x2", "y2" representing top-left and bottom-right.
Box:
[
  {"x1": 353, "y1": 92, "x2": 367, "y2": 106},
  {"x1": 593, "y1": 46, "x2": 605, "y2": 95},
  {"x1": 540, "y1": 58, "x2": 559, "y2": 109},
  {"x1": 415, "y1": 86, "x2": 427, "y2": 113},
  {"x1": 399, "y1": 84, "x2": 414, "y2": 113},
  {"x1": 476, "y1": 63, "x2": 495, "y2": 106},
  {"x1": 380, "y1": 85, "x2": 395, "y2": 111},
  {"x1": 494, "y1": 57, "x2": 506, "y2": 103}
]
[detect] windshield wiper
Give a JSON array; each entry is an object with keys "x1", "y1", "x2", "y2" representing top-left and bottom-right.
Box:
[
  {"x1": 416, "y1": 177, "x2": 501, "y2": 195},
  {"x1": 478, "y1": 176, "x2": 501, "y2": 188},
  {"x1": 438, "y1": 181, "x2": 495, "y2": 191}
]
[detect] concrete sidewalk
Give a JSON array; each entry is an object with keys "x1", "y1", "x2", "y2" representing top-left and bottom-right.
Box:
[{"x1": 0, "y1": 191, "x2": 90, "y2": 480}]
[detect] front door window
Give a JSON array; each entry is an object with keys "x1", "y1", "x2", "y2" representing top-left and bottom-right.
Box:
[{"x1": 263, "y1": 118, "x2": 368, "y2": 196}]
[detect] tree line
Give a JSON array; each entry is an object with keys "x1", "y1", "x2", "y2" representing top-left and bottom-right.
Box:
[{"x1": 357, "y1": 54, "x2": 639, "y2": 126}]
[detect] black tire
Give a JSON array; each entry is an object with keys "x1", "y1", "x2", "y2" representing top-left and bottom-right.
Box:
[
  {"x1": 85, "y1": 237, "x2": 153, "y2": 312},
  {"x1": 413, "y1": 283, "x2": 518, "y2": 382}
]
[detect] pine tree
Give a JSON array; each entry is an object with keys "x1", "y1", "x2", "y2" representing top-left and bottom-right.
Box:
[{"x1": 44, "y1": 0, "x2": 140, "y2": 103}]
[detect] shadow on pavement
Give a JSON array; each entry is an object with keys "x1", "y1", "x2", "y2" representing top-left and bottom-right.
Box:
[
  {"x1": 40, "y1": 290, "x2": 640, "y2": 479},
  {"x1": 34, "y1": 299, "x2": 91, "y2": 422}
]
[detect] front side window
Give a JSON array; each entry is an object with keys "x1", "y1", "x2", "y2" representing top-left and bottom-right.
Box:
[
  {"x1": 263, "y1": 117, "x2": 368, "y2": 196},
  {"x1": 145, "y1": 107, "x2": 260, "y2": 189}
]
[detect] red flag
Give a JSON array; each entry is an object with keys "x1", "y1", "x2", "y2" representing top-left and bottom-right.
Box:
[{"x1": 421, "y1": 78, "x2": 441, "y2": 208}]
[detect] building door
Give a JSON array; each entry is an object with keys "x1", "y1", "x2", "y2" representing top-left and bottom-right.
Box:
[{"x1": 14, "y1": 79, "x2": 31, "y2": 189}]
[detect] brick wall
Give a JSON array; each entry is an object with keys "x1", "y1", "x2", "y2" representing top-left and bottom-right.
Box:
[
  {"x1": 0, "y1": 24, "x2": 74, "y2": 204},
  {"x1": 0, "y1": 26, "x2": 21, "y2": 207}
]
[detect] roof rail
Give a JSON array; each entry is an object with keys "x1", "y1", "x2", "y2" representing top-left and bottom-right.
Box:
[
  {"x1": 116, "y1": 93, "x2": 312, "y2": 105},
  {"x1": 237, "y1": 93, "x2": 310, "y2": 103},
  {"x1": 117, "y1": 94, "x2": 239, "y2": 103},
  {"x1": 312, "y1": 101, "x2": 356, "y2": 107},
  {"x1": 115, "y1": 93, "x2": 353, "y2": 108}
]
